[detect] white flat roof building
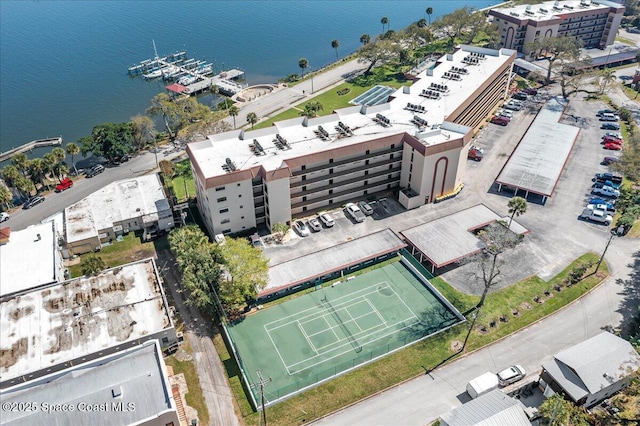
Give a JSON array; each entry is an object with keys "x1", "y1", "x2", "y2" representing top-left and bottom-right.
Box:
[
  {"x1": 189, "y1": 46, "x2": 517, "y2": 236},
  {"x1": 0, "y1": 221, "x2": 65, "y2": 298},
  {"x1": 0, "y1": 340, "x2": 180, "y2": 426},
  {"x1": 65, "y1": 174, "x2": 174, "y2": 254},
  {"x1": 489, "y1": 0, "x2": 625, "y2": 54},
  {"x1": 0, "y1": 258, "x2": 177, "y2": 389}
]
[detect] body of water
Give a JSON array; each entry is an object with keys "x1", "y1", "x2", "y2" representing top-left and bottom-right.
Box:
[{"x1": 0, "y1": 1, "x2": 495, "y2": 154}]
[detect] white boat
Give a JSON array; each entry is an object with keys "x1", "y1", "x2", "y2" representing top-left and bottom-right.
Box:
[
  {"x1": 178, "y1": 75, "x2": 197, "y2": 85},
  {"x1": 143, "y1": 68, "x2": 163, "y2": 79}
]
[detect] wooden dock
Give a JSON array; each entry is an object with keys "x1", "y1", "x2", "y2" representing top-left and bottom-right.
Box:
[{"x1": 0, "y1": 137, "x2": 63, "y2": 162}]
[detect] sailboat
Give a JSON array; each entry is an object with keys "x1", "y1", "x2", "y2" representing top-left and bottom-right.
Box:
[{"x1": 143, "y1": 40, "x2": 163, "y2": 79}]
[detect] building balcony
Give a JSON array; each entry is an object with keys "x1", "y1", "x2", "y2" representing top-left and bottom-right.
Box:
[
  {"x1": 291, "y1": 166, "x2": 402, "y2": 199},
  {"x1": 290, "y1": 157, "x2": 402, "y2": 188},
  {"x1": 290, "y1": 145, "x2": 403, "y2": 177},
  {"x1": 290, "y1": 176, "x2": 400, "y2": 210}
]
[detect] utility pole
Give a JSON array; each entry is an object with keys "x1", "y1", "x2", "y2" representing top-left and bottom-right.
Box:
[
  {"x1": 251, "y1": 370, "x2": 272, "y2": 426},
  {"x1": 595, "y1": 226, "x2": 623, "y2": 273}
]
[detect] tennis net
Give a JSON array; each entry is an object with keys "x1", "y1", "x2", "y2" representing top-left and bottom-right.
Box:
[{"x1": 322, "y1": 297, "x2": 362, "y2": 353}]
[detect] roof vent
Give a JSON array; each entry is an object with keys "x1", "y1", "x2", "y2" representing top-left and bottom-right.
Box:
[
  {"x1": 374, "y1": 113, "x2": 391, "y2": 127},
  {"x1": 273, "y1": 134, "x2": 290, "y2": 150},
  {"x1": 222, "y1": 157, "x2": 237, "y2": 172},
  {"x1": 112, "y1": 386, "x2": 122, "y2": 398},
  {"x1": 249, "y1": 139, "x2": 265, "y2": 155}
]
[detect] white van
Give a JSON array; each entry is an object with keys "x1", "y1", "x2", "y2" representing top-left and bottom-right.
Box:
[{"x1": 600, "y1": 113, "x2": 618, "y2": 122}]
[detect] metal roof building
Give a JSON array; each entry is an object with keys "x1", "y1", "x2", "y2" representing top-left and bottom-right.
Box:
[
  {"x1": 495, "y1": 97, "x2": 579, "y2": 202},
  {"x1": 440, "y1": 389, "x2": 530, "y2": 426},
  {"x1": 0, "y1": 340, "x2": 180, "y2": 426},
  {"x1": 262, "y1": 229, "x2": 406, "y2": 300}
]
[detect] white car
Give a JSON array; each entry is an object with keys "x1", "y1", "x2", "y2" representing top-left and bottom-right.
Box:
[
  {"x1": 318, "y1": 213, "x2": 334, "y2": 227},
  {"x1": 497, "y1": 365, "x2": 526, "y2": 386},
  {"x1": 496, "y1": 109, "x2": 513, "y2": 118},
  {"x1": 0, "y1": 212, "x2": 9, "y2": 222},
  {"x1": 592, "y1": 186, "x2": 620, "y2": 198},
  {"x1": 293, "y1": 220, "x2": 310, "y2": 237},
  {"x1": 603, "y1": 132, "x2": 621, "y2": 140},
  {"x1": 307, "y1": 218, "x2": 322, "y2": 232},
  {"x1": 345, "y1": 203, "x2": 366, "y2": 223},
  {"x1": 580, "y1": 208, "x2": 613, "y2": 225}
]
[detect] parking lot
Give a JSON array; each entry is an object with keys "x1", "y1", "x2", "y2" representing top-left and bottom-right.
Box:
[{"x1": 263, "y1": 90, "x2": 623, "y2": 296}]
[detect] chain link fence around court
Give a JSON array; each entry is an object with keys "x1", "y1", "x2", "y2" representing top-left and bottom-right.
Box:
[{"x1": 222, "y1": 256, "x2": 465, "y2": 408}]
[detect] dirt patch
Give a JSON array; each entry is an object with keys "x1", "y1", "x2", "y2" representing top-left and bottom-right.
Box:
[
  {"x1": 520, "y1": 302, "x2": 532, "y2": 310},
  {"x1": 0, "y1": 337, "x2": 28, "y2": 369},
  {"x1": 450, "y1": 340, "x2": 463, "y2": 352},
  {"x1": 9, "y1": 305, "x2": 34, "y2": 321}
]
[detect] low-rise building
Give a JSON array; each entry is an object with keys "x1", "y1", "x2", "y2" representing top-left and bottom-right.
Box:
[
  {"x1": 188, "y1": 45, "x2": 516, "y2": 237},
  {"x1": 440, "y1": 389, "x2": 530, "y2": 426},
  {"x1": 0, "y1": 259, "x2": 177, "y2": 389},
  {"x1": 0, "y1": 221, "x2": 65, "y2": 298},
  {"x1": 539, "y1": 332, "x2": 640, "y2": 407},
  {"x1": 64, "y1": 174, "x2": 174, "y2": 255},
  {"x1": 489, "y1": 0, "x2": 625, "y2": 55}
]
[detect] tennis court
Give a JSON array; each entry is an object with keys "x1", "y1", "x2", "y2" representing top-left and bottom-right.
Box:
[{"x1": 227, "y1": 259, "x2": 462, "y2": 405}]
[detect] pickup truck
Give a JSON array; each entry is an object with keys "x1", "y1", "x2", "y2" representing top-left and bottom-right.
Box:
[
  {"x1": 580, "y1": 208, "x2": 613, "y2": 225},
  {"x1": 594, "y1": 173, "x2": 622, "y2": 185},
  {"x1": 55, "y1": 178, "x2": 74, "y2": 192},
  {"x1": 345, "y1": 202, "x2": 366, "y2": 223}
]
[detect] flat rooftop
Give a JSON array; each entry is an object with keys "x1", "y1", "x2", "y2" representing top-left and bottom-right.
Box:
[
  {"x1": 263, "y1": 228, "x2": 406, "y2": 296},
  {"x1": 400, "y1": 204, "x2": 528, "y2": 268},
  {"x1": 496, "y1": 97, "x2": 579, "y2": 197},
  {"x1": 0, "y1": 221, "x2": 61, "y2": 298},
  {"x1": 0, "y1": 259, "x2": 172, "y2": 384},
  {"x1": 0, "y1": 341, "x2": 176, "y2": 426},
  {"x1": 491, "y1": 0, "x2": 622, "y2": 22},
  {"x1": 65, "y1": 174, "x2": 171, "y2": 244},
  {"x1": 189, "y1": 46, "x2": 515, "y2": 180}
]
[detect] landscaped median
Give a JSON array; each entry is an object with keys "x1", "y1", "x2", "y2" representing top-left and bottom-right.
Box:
[{"x1": 213, "y1": 252, "x2": 608, "y2": 426}]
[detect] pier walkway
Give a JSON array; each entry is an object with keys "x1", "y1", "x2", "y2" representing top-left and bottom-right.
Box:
[{"x1": 0, "y1": 137, "x2": 63, "y2": 163}]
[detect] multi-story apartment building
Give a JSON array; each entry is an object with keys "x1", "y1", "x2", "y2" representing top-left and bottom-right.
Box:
[
  {"x1": 489, "y1": 0, "x2": 625, "y2": 55},
  {"x1": 187, "y1": 45, "x2": 516, "y2": 237}
]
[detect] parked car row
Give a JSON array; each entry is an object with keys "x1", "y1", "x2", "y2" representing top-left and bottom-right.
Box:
[
  {"x1": 490, "y1": 92, "x2": 534, "y2": 127},
  {"x1": 292, "y1": 212, "x2": 336, "y2": 237},
  {"x1": 602, "y1": 132, "x2": 624, "y2": 151}
]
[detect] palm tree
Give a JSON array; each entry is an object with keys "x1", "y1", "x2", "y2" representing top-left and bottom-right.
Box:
[
  {"x1": 360, "y1": 33, "x2": 371, "y2": 45},
  {"x1": 381, "y1": 16, "x2": 389, "y2": 33},
  {"x1": 54, "y1": 163, "x2": 69, "y2": 183},
  {"x1": 15, "y1": 175, "x2": 35, "y2": 199},
  {"x1": 246, "y1": 112, "x2": 258, "y2": 130},
  {"x1": 43, "y1": 153, "x2": 57, "y2": 184},
  {"x1": 426, "y1": 7, "x2": 433, "y2": 25},
  {"x1": 507, "y1": 196, "x2": 528, "y2": 229},
  {"x1": 599, "y1": 68, "x2": 617, "y2": 95},
  {"x1": 1, "y1": 165, "x2": 20, "y2": 189},
  {"x1": 66, "y1": 142, "x2": 80, "y2": 176},
  {"x1": 331, "y1": 39, "x2": 340, "y2": 60},
  {"x1": 52, "y1": 147, "x2": 66, "y2": 164},
  {"x1": 298, "y1": 58, "x2": 309, "y2": 78},
  {"x1": 28, "y1": 158, "x2": 46, "y2": 189},
  {"x1": 11, "y1": 153, "x2": 29, "y2": 178},
  {"x1": 228, "y1": 105, "x2": 239, "y2": 129},
  {"x1": 0, "y1": 183, "x2": 12, "y2": 210},
  {"x1": 81, "y1": 253, "x2": 106, "y2": 276}
]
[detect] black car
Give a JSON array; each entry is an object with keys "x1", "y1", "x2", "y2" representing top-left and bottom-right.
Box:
[
  {"x1": 23, "y1": 196, "x2": 45, "y2": 209},
  {"x1": 601, "y1": 123, "x2": 620, "y2": 130},
  {"x1": 523, "y1": 88, "x2": 538, "y2": 96},
  {"x1": 512, "y1": 92, "x2": 528, "y2": 101},
  {"x1": 86, "y1": 164, "x2": 105, "y2": 178}
]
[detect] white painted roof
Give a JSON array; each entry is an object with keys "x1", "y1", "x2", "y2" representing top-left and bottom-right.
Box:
[
  {"x1": 491, "y1": 0, "x2": 620, "y2": 23},
  {"x1": 440, "y1": 389, "x2": 530, "y2": 426},
  {"x1": 65, "y1": 174, "x2": 170, "y2": 244},
  {"x1": 0, "y1": 341, "x2": 176, "y2": 426},
  {"x1": 0, "y1": 259, "x2": 172, "y2": 384},
  {"x1": 0, "y1": 221, "x2": 60, "y2": 297},
  {"x1": 189, "y1": 46, "x2": 515, "y2": 180},
  {"x1": 496, "y1": 97, "x2": 579, "y2": 197}
]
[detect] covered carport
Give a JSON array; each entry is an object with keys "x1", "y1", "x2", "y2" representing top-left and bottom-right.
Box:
[
  {"x1": 400, "y1": 204, "x2": 528, "y2": 274},
  {"x1": 495, "y1": 97, "x2": 580, "y2": 203},
  {"x1": 260, "y1": 228, "x2": 406, "y2": 301}
]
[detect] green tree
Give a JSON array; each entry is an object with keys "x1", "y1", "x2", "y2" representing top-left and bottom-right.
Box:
[
  {"x1": 220, "y1": 237, "x2": 269, "y2": 314},
  {"x1": 1, "y1": 165, "x2": 21, "y2": 190},
  {"x1": 176, "y1": 161, "x2": 192, "y2": 199},
  {"x1": 53, "y1": 162, "x2": 69, "y2": 183},
  {"x1": 246, "y1": 112, "x2": 258, "y2": 129},
  {"x1": 331, "y1": 39, "x2": 340, "y2": 60},
  {"x1": 148, "y1": 93, "x2": 179, "y2": 140},
  {"x1": 298, "y1": 58, "x2": 309, "y2": 78},
  {"x1": 526, "y1": 36, "x2": 582, "y2": 84},
  {"x1": 507, "y1": 196, "x2": 527, "y2": 230},
  {"x1": 130, "y1": 114, "x2": 156, "y2": 151},
  {"x1": 538, "y1": 393, "x2": 590, "y2": 426},
  {"x1": 381, "y1": 16, "x2": 389, "y2": 33},
  {"x1": 597, "y1": 68, "x2": 617, "y2": 95},
  {"x1": 81, "y1": 254, "x2": 106, "y2": 276},
  {"x1": 159, "y1": 160, "x2": 176, "y2": 179},
  {"x1": 14, "y1": 175, "x2": 35, "y2": 199},
  {"x1": 52, "y1": 147, "x2": 66, "y2": 164},
  {"x1": 360, "y1": 33, "x2": 371, "y2": 45},
  {"x1": 28, "y1": 158, "x2": 46, "y2": 189},
  {"x1": 43, "y1": 153, "x2": 57, "y2": 183},
  {"x1": 357, "y1": 38, "x2": 401, "y2": 74},
  {"x1": 301, "y1": 101, "x2": 324, "y2": 118},
  {"x1": 11, "y1": 153, "x2": 29, "y2": 178},
  {"x1": 433, "y1": 7, "x2": 476, "y2": 48},
  {"x1": 81, "y1": 122, "x2": 134, "y2": 163},
  {"x1": 228, "y1": 104, "x2": 239, "y2": 130},
  {"x1": 271, "y1": 222, "x2": 289, "y2": 243},
  {"x1": 66, "y1": 142, "x2": 80, "y2": 176},
  {"x1": 426, "y1": 7, "x2": 433, "y2": 25},
  {"x1": 0, "y1": 183, "x2": 12, "y2": 210}
]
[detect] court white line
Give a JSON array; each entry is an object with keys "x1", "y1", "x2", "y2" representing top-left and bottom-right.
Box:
[
  {"x1": 344, "y1": 309, "x2": 363, "y2": 333},
  {"x1": 264, "y1": 324, "x2": 293, "y2": 375},
  {"x1": 297, "y1": 320, "x2": 319, "y2": 355},
  {"x1": 364, "y1": 298, "x2": 387, "y2": 326}
]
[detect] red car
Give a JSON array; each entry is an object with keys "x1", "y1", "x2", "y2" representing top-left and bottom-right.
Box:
[
  {"x1": 55, "y1": 178, "x2": 74, "y2": 192},
  {"x1": 602, "y1": 136, "x2": 623, "y2": 145},
  {"x1": 604, "y1": 141, "x2": 623, "y2": 150},
  {"x1": 491, "y1": 116, "x2": 509, "y2": 126}
]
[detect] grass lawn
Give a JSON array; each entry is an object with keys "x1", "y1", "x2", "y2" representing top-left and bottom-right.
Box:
[
  {"x1": 172, "y1": 176, "x2": 196, "y2": 202},
  {"x1": 68, "y1": 233, "x2": 157, "y2": 278},
  {"x1": 220, "y1": 253, "x2": 608, "y2": 425},
  {"x1": 254, "y1": 72, "x2": 412, "y2": 130},
  {"x1": 164, "y1": 351, "x2": 210, "y2": 426}
]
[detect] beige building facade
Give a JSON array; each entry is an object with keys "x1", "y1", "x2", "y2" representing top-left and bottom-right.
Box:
[
  {"x1": 489, "y1": 0, "x2": 625, "y2": 55},
  {"x1": 188, "y1": 46, "x2": 516, "y2": 236}
]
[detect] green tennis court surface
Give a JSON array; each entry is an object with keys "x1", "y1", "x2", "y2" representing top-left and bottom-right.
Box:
[{"x1": 227, "y1": 260, "x2": 461, "y2": 403}]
